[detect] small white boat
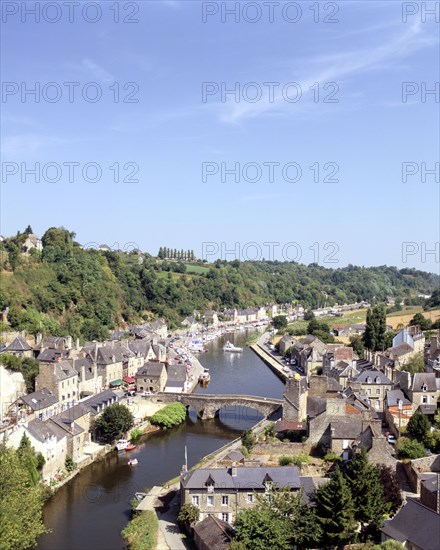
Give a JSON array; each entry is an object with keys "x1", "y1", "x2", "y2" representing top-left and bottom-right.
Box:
[
  {"x1": 128, "y1": 458, "x2": 138, "y2": 466},
  {"x1": 223, "y1": 341, "x2": 243, "y2": 353},
  {"x1": 116, "y1": 439, "x2": 129, "y2": 451}
]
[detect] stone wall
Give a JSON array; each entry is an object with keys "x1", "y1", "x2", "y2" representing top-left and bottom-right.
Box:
[
  {"x1": 402, "y1": 454, "x2": 440, "y2": 493},
  {"x1": 252, "y1": 441, "x2": 312, "y2": 456}
]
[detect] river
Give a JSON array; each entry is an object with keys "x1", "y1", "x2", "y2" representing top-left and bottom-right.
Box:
[{"x1": 37, "y1": 331, "x2": 284, "y2": 550}]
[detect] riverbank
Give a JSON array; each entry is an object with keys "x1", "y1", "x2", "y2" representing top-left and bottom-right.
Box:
[
  {"x1": 128, "y1": 416, "x2": 270, "y2": 549},
  {"x1": 249, "y1": 341, "x2": 288, "y2": 382}
]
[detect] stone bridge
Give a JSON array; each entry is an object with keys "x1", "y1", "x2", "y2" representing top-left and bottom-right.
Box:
[{"x1": 153, "y1": 393, "x2": 283, "y2": 420}]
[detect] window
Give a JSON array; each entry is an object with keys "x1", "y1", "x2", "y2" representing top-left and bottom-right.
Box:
[
  {"x1": 367, "y1": 388, "x2": 371, "y2": 395},
  {"x1": 207, "y1": 495, "x2": 214, "y2": 507},
  {"x1": 222, "y1": 496, "x2": 228, "y2": 506},
  {"x1": 376, "y1": 389, "x2": 380, "y2": 395},
  {"x1": 422, "y1": 395, "x2": 428, "y2": 404},
  {"x1": 191, "y1": 495, "x2": 199, "y2": 506},
  {"x1": 246, "y1": 494, "x2": 253, "y2": 503},
  {"x1": 221, "y1": 512, "x2": 229, "y2": 522}
]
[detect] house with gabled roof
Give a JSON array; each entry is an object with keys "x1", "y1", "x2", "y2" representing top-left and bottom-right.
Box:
[
  {"x1": 14, "y1": 387, "x2": 59, "y2": 421},
  {"x1": 136, "y1": 362, "x2": 167, "y2": 393},
  {"x1": 180, "y1": 465, "x2": 319, "y2": 524},
  {"x1": 3, "y1": 335, "x2": 33, "y2": 358},
  {"x1": 36, "y1": 359, "x2": 79, "y2": 407},
  {"x1": 381, "y1": 498, "x2": 440, "y2": 550},
  {"x1": 349, "y1": 369, "x2": 394, "y2": 412}
]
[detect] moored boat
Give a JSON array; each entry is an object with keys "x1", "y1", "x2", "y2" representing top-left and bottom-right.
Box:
[
  {"x1": 116, "y1": 439, "x2": 129, "y2": 451},
  {"x1": 125, "y1": 443, "x2": 137, "y2": 451},
  {"x1": 223, "y1": 341, "x2": 243, "y2": 353},
  {"x1": 128, "y1": 458, "x2": 138, "y2": 466}
]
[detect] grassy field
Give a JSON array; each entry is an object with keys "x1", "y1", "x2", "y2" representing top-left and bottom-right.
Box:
[
  {"x1": 185, "y1": 264, "x2": 210, "y2": 275},
  {"x1": 286, "y1": 306, "x2": 440, "y2": 333}
]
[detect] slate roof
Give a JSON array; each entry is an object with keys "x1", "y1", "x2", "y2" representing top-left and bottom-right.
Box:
[
  {"x1": 388, "y1": 343, "x2": 413, "y2": 356},
  {"x1": 330, "y1": 420, "x2": 363, "y2": 439},
  {"x1": 353, "y1": 369, "x2": 393, "y2": 385},
  {"x1": 53, "y1": 360, "x2": 78, "y2": 381},
  {"x1": 193, "y1": 516, "x2": 233, "y2": 550},
  {"x1": 166, "y1": 365, "x2": 187, "y2": 382},
  {"x1": 27, "y1": 418, "x2": 66, "y2": 443},
  {"x1": 37, "y1": 348, "x2": 69, "y2": 363},
  {"x1": 5, "y1": 335, "x2": 32, "y2": 352},
  {"x1": 136, "y1": 362, "x2": 165, "y2": 377},
  {"x1": 225, "y1": 450, "x2": 245, "y2": 462},
  {"x1": 20, "y1": 388, "x2": 58, "y2": 411},
  {"x1": 386, "y1": 389, "x2": 411, "y2": 408},
  {"x1": 412, "y1": 373, "x2": 437, "y2": 392},
  {"x1": 80, "y1": 390, "x2": 118, "y2": 415},
  {"x1": 381, "y1": 498, "x2": 440, "y2": 550},
  {"x1": 182, "y1": 466, "x2": 302, "y2": 490}
]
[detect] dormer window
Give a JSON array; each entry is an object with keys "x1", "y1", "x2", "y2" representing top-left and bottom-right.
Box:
[
  {"x1": 205, "y1": 474, "x2": 215, "y2": 493},
  {"x1": 366, "y1": 377, "x2": 372, "y2": 384},
  {"x1": 263, "y1": 473, "x2": 273, "y2": 492},
  {"x1": 421, "y1": 383, "x2": 428, "y2": 392},
  {"x1": 375, "y1": 377, "x2": 381, "y2": 384}
]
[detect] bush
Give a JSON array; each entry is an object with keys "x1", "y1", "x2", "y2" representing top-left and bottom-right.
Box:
[
  {"x1": 65, "y1": 456, "x2": 76, "y2": 472},
  {"x1": 278, "y1": 454, "x2": 309, "y2": 467},
  {"x1": 407, "y1": 412, "x2": 431, "y2": 440},
  {"x1": 95, "y1": 403, "x2": 134, "y2": 442},
  {"x1": 177, "y1": 503, "x2": 200, "y2": 526},
  {"x1": 239, "y1": 445, "x2": 250, "y2": 458},
  {"x1": 323, "y1": 452, "x2": 342, "y2": 463},
  {"x1": 150, "y1": 402, "x2": 187, "y2": 429},
  {"x1": 396, "y1": 437, "x2": 426, "y2": 459},
  {"x1": 121, "y1": 510, "x2": 158, "y2": 550},
  {"x1": 130, "y1": 428, "x2": 143, "y2": 441},
  {"x1": 241, "y1": 429, "x2": 256, "y2": 451}
]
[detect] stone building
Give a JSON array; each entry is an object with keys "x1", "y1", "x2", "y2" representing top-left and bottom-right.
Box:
[
  {"x1": 180, "y1": 465, "x2": 317, "y2": 524},
  {"x1": 136, "y1": 362, "x2": 167, "y2": 393},
  {"x1": 36, "y1": 359, "x2": 79, "y2": 407}
]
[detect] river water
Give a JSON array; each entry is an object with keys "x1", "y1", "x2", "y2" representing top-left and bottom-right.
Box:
[{"x1": 37, "y1": 331, "x2": 284, "y2": 550}]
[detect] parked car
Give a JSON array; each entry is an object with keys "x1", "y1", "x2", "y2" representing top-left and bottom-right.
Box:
[
  {"x1": 290, "y1": 359, "x2": 297, "y2": 366},
  {"x1": 387, "y1": 434, "x2": 396, "y2": 444}
]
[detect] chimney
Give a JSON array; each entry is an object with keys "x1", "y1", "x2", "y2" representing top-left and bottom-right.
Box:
[
  {"x1": 231, "y1": 463, "x2": 237, "y2": 477},
  {"x1": 36, "y1": 332, "x2": 42, "y2": 346},
  {"x1": 76, "y1": 338, "x2": 80, "y2": 350},
  {"x1": 70, "y1": 421, "x2": 75, "y2": 433}
]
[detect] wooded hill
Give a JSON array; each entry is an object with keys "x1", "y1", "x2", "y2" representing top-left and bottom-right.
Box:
[{"x1": 1, "y1": 227, "x2": 438, "y2": 341}]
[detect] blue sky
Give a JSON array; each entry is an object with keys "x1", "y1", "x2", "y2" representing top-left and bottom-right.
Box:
[{"x1": 1, "y1": 0, "x2": 439, "y2": 272}]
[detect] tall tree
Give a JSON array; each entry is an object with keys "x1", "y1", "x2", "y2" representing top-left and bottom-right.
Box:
[
  {"x1": 233, "y1": 507, "x2": 291, "y2": 550},
  {"x1": 17, "y1": 433, "x2": 40, "y2": 486},
  {"x1": 24, "y1": 225, "x2": 33, "y2": 235},
  {"x1": 377, "y1": 464, "x2": 403, "y2": 513},
  {"x1": 407, "y1": 411, "x2": 431, "y2": 441},
  {"x1": 94, "y1": 404, "x2": 134, "y2": 442},
  {"x1": 363, "y1": 304, "x2": 387, "y2": 351},
  {"x1": 345, "y1": 447, "x2": 390, "y2": 534},
  {"x1": 313, "y1": 466, "x2": 357, "y2": 547},
  {"x1": 0, "y1": 445, "x2": 46, "y2": 549}
]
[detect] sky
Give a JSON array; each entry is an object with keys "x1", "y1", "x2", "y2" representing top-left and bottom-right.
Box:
[{"x1": 1, "y1": 0, "x2": 439, "y2": 272}]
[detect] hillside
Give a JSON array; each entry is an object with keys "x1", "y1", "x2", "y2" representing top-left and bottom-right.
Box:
[{"x1": 0, "y1": 227, "x2": 438, "y2": 341}]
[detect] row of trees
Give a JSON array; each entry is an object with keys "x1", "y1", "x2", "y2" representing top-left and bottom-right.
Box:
[
  {"x1": 157, "y1": 247, "x2": 195, "y2": 261},
  {"x1": 231, "y1": 448, "x2": 401, "y2": 549}
]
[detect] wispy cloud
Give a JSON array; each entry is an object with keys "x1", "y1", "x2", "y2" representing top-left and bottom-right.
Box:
[
  {"x1": 210, "y1": 21, "x2": 437, "y2": 124},
  {"x1": 1, "y1": 134, "x2": 65, "y2": 157}
]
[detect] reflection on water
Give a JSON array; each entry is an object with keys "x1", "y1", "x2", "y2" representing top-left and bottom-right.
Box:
[{"x1": 38, "y1": 329, "x2": 282, "y2": 550}]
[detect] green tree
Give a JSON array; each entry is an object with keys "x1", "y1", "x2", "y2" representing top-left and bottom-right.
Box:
[
  {"x1": 409, "y1": 312, "x2": 432, "y2": 331},
  {"x1": 233, "y1": 506, "x2": 291, "y2": 550},
  {"x1": 313, "y1": 466, "x2": 357, "y2": 547},
  {"x1": 0, "y1": 445, "x2": 46, "y2": 549},
  {"x1": 272, "y1": 315, "x2": 288, "y2": 330},
  {"x1": 177, "y1": 503, "x2": 199, "y2": 527},
  {"x1": 377, "y1": 464, "x2": 403, "y2": 513},
  {"x1": 395, "y1": 437, "x2": 426, "y2": 459},
  {"x1": 363, "y1": 304, "x2": 388, "y2": 352},
  {"x1": 24, "y1": 225, "x2": 33, "y2": 235},
  {"x1": 345, "y1": 447, "x2": 390, "y2": 535},
  {"x1": 95, "y1": 404, "x2": 134, "y2": 442},
  {"x1": 16, "y1": 433, "x2": 40, "y2": 486},
  {"x1": 241, "y1": 429, "x2": 256, "y2": 451},
  {"x1": 401, "y1": 353, "x2": 425, "y2": 374},
  {"x1": 407, "y1": 411, "x2": 431, "y2": 441},
  {"x1": 349, "y1": 334, "x2": 365, "y2": 357}
]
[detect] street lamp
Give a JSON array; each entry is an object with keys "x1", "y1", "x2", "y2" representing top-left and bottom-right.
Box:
[{"x1": 397, "y1": 399, "x2": 403, "y2": 439}]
